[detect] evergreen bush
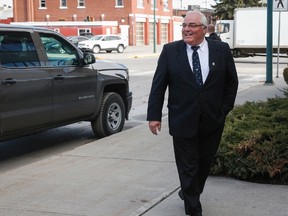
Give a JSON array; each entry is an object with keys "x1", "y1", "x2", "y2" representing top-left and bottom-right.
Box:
[{"x1": 211, "y1": 79, "x2": 288, "y2": 184}]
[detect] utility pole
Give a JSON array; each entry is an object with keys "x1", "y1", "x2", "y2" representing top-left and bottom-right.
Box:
[
  {"x1": 266, "y1": 0, "x2": 273, "y2": 83},
  {"x1": 153, "y1": 0, "x2": 156, "y2": 53}
]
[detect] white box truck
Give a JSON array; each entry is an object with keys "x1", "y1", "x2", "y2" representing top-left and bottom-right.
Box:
[{"x1": 216, "y1": 7, "x2": 288, "y2": 57}]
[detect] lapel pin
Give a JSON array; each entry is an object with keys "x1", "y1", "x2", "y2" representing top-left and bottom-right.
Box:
[{"x1": 212, "y1": 62, "x2": 215, "y2": 66}]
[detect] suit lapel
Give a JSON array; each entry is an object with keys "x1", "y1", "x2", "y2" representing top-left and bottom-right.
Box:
[
  {"x1": 206, "y1": 39, "x2": 219, "y2": 84},
  {"x1": 175, "y1": 40, "x2": 193, "y2": 76}
]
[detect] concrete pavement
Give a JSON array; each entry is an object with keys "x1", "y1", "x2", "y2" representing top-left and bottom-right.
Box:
[{"x1": 0, "y1": 46, "x2": 287, "y2": 216}]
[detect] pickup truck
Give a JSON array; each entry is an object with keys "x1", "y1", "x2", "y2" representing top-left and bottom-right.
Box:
[{"x1": 0, "y1": 24, "x2": 132, "y2": 141}]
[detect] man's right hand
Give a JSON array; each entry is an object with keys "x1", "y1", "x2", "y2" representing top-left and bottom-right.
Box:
[{"x1": 148, "y1": 121, "x2": 161, "y2": 135}]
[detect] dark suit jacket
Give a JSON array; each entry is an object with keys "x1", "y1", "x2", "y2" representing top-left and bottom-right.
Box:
[
  {"x1": 147, "y1": 39, "x2": 238, "y2": 137},
  {"x1": 208, "y1": 32, "x2": 222, "y2": 41}
]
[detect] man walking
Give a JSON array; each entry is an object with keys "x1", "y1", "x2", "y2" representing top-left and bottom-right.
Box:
[{"x1": 147, "y1": 10, "x2": 238, "y2": 216}]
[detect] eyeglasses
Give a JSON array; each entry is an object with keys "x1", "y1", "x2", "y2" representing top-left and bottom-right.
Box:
[{"x1": 181, "y1": 23, "x2": 204, "y2": 29}]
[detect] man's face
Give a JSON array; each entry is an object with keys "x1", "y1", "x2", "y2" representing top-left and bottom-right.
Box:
[{"x1": 182, "y1": 13, "x2": 206, "y2": 46}]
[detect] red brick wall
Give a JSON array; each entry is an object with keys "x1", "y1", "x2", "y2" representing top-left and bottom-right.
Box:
[
  {"x1": 12, "y1": 0, "x2": 175, "y2": 45},
  {"x1": 14, "y1": 0, "x2": 134, "y2": 22},
  {"x1": 13, "y1": 0, "x2": 172, "y2": 24},
  {"x1": 13, "y1": 0, "x2": 27, "y2": 22}
]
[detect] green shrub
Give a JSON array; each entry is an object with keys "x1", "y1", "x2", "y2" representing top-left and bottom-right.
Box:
[{"x1": 211, "y1": 97, "x2": 288, "y2": 184}]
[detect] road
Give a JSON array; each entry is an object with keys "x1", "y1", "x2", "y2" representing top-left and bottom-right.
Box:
[{"x1": 0, "y1": 48, "x2": 287, "y2": 171}]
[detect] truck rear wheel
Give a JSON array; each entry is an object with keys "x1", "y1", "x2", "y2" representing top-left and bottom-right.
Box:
[
  {"x1": 233, "y1": 49, "x2": 241, "y2": 58},
  {"x1": 91, "y1": 92, "x2": 125, "y2": 138}
]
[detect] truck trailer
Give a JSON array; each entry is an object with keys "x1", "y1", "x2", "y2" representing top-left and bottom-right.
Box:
[{"x1": 216, "y1": 7, "x2": 288, "y2": 57}]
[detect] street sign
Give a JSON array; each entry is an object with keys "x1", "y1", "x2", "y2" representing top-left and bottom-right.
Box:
[
  {"x1": 273, "y1": 0, "x2": 288, "y2": 11},
  {"x1": 273, "y1": 0, "x2": 288, "y2": 77}
]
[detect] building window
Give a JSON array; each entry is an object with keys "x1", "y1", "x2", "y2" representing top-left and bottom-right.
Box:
[
  {"x1": 163, "y1": 0, "x2": 169, "y2": 10},
  {"x1": 40, "y1": 0, "x2": 46, "y2": 8},
  {"x1": 151, "y1": 0, "x2": 157, "y2": 9},
  {"x1": 60, "y1": 0, "x2": 67, "y2": 7},
  {"x1": 78, "y1": 28, "x2": 91, "y2": 36},
  {"x1": 137, "y1": 0, "x2": 144, "y2": 8},
  {"x1": 78, "y1": 0, "x2": 85, "y2": 7},
  {"x1": 116, "y1": 0, "x2": 124, "y2": 7}
]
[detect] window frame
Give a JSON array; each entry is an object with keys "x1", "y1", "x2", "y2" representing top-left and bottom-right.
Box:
[
  {"x1": 39, "y1": 32, "x2": 79, "y2": 67},
  {"x1": 60, "y1": 0, "x2": 67, "y2": 8},
  {"x1": 137, "y1": 0, "x2": 144, "y2": 8},
  {"x1": 39, "y1": 0, "x2": 47, "y2": 9},
  {"x1": 115, "y1": 0, "x2": 124, "y2": 7},
  {"x1": 0, "y1": 31, "x2": 40, "y2": 68},
  {"x1": 163, "y1": 0, "x2": 169, "y2": 10},
  {"x1": 77, "y1": 0, "x2": 85, "y2": 8}
]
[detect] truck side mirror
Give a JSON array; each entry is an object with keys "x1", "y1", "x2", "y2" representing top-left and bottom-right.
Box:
[{"x1": 83, "y1": 53, "x2": 95, "y2": 64}]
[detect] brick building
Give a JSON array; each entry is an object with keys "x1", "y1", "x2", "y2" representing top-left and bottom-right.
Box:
[{"x1": 11, "y1": 0, "x2": 183, "y2": 46}]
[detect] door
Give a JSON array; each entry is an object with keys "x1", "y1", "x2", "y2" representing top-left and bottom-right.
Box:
[
  {"x1": 0, "y1": 31, "x2": 53, "y2": 134},
  {"x1": 39, "y1": 32, "x2": 97, "y2": 123},
  {"x1": 101, "y1": 35, "x2": 120, "y2": 49}
]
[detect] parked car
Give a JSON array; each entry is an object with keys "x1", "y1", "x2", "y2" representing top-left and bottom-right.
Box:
[
  {"x1": 78, "y1": 34, "x2": 128, "y2": 53},
  {"x1": 0, "y1": 24, "x2": 132, "y2": 141},
  {"x1": 67, "y1": 35, "x2": 90, "y2": 46}
]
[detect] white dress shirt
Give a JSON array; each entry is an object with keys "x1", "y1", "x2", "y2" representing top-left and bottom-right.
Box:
[{"x1": 186, "y1": 39, "x2": 209, "y2": 84}]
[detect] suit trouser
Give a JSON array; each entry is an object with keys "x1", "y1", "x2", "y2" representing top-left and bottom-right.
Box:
[{"x1": 172, "y1": 123, "x2": 225, "y2": 215}]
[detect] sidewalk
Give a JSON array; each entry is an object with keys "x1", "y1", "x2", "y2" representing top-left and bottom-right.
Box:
[
  {"x1": 144, "y1": 77, "x2": 288, "y2": 216},
  {"x1": 0, "y1": 51, "x2": 287, "y2": 216},
  {"x1": 235, "y1": 75, "x2": 287, "y2": 105}
]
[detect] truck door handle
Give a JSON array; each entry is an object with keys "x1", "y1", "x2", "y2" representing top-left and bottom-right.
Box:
[
  {"x1": 1, "y1": 78, "x2": 16, "y2": 85},
  {"x1": 53, "y1": 75, "x2": 65, "y2": 81}
]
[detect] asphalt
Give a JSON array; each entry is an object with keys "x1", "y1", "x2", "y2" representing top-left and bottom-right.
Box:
[{"x1": 0, "y1": 46, "x2": 288, "y2": 216}]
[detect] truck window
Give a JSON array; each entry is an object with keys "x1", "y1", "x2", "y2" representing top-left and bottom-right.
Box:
[
  {"x1": 0, "y1": 31, "x2": 40, "y2": 67},
  {"x1": 39, "y1": 33, "x2": 79, "y2": 67},
  {"x1": 216, "y1": 23, "x2": 230, "y2": 34}
]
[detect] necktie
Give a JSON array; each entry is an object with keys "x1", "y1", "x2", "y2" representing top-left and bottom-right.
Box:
[{"x1": 191, "y1": 46, "x2": 203, "y2": 87}]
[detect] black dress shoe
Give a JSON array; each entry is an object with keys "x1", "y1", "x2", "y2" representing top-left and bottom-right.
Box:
[
  {"x1": 178, "y1": 189, "x2": 183, "y2": 200},
  {"x1": 191, "y1": 213, "x2": 202, "y2": 216}
]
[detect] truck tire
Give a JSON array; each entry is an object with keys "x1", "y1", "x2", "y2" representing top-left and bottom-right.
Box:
[
  {"x1": 233, "y1": 49, "x2": 241, "y2": 58},
  {"x1": 91, "y1": 92, "x2": 125, "y2": 138}
]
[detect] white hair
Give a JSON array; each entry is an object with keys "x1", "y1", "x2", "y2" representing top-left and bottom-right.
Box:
[{"x1": 185, "y1": 10, "x2": 208, "y2": 27}]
